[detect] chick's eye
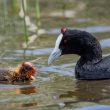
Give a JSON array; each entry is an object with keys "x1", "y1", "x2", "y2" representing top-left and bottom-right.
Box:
[{"x1": 26, "y1": 66, "x2": 32, "y2": 70}]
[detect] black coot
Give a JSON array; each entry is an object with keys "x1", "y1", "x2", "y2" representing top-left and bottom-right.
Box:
[{"x1": 48, "y1": 27, "x2": 110, "y2": 80}]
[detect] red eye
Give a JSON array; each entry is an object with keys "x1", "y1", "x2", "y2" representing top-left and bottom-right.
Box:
[{"x1": 61, "y1": 27, "x2": 67, "y2": 34}]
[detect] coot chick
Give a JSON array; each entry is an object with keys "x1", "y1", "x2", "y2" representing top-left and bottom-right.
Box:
[
  {"x1": 48, "y1": 27, "x2": 110, "y2": 80},
  {"x1": 0, "y1": 62, "x2": 37, "y2": 82}
]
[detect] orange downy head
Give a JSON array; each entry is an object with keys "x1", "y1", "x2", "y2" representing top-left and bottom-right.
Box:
[{"x1": 22, "y1": 62, "x2": 38, "y2": 80}]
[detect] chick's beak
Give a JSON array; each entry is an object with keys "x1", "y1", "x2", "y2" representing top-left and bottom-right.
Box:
[
  {"x1": 28, "y1": 67, "x2": 37, "y2": 80},
  {"x1": 30, "y1": 75, "x2": 36, "y2": 80}
]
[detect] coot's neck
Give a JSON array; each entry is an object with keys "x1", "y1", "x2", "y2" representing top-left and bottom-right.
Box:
[{"x1": 77, "y1": 46, "x2": 102, "y2": 66}]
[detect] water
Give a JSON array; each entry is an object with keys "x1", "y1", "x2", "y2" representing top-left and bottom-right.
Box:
[{"x1": 0, "y1": 0, "x2": 110, "y2": 110}]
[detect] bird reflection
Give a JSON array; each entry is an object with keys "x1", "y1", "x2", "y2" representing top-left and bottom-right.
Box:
[
  {"x1": 20, "y1": 102, "x2": 38, "y2": 107},
  {"x1": 59, "y1": 80, "x2": 110, "y2": 102},
  {"x1": 15, "y1": 86, "x2": 38, "y2": 94}
]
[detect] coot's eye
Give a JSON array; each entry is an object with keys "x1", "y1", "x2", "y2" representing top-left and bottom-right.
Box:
[{"x1": 64, "y1": 40, "x2": 67, "y2": 43}]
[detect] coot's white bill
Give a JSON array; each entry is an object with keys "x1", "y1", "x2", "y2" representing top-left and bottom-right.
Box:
[{"x1": 48, "y1": 48, "x2": 61, "y2": 65}]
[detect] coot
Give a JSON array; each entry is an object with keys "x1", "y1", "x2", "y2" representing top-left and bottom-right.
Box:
[{"x1": 48, "y1": 27, "x2": 110, "y2": 80}]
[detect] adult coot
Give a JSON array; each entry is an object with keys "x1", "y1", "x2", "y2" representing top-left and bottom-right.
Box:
[{"x1": 48, "y1": 27, "x2": 110, "y2": 80}]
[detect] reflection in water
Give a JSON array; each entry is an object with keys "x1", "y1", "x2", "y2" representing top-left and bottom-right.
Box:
[
  {"x1": 0, "y1": 82, "x2": 38, "y2": 95},
  {"x1": 20, "y1": 102, "x2": 38, "y2": 107},
  {"x1": 0, "y1": 83, "x2": 39, "y2": 108},
  {"x1": 59, "y1": 80, "x2": 110, "y2": 102},
  {"x1": 15, "y1": 86, "x2": 38, "y2": 94},
  {"x1": 15, "y1": 85, "x2": 38, "y2": 108}
]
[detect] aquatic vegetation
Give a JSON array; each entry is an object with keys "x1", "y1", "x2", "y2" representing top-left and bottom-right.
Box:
[
  {"x1": 21, "y1": 0, "x2": 28, "y2": 48},
  {"x1": 36, "y1": 0, "x2": 41, "y2": 27}
]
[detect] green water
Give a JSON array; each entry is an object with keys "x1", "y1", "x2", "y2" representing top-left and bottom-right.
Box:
[{"x1": 0, "y1": 0, "x2": 110, "y2": 110}]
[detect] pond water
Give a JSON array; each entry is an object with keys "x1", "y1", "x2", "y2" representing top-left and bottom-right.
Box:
[{"x1": 0, "y1": 0, "x2": 110, "y2": 110}]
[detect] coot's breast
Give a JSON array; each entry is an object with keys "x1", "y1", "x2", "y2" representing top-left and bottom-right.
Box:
[{"x1": 75, "y1": 55, "x2": 110, "y2": 80}]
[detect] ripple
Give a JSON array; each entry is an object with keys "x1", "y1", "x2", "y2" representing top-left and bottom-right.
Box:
[
  {"x1": 0, "y1": 84, "x2": 34, "y2": 89},
  {"x1": 74, "y1": 105, "x2": 110, "y2": 110},
  {"x1": 40, "y1": 63, "x2": 75, "y2": 76},
  {"x1": 15, "y1": 48, "x2": 53, "y2": 55}
]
